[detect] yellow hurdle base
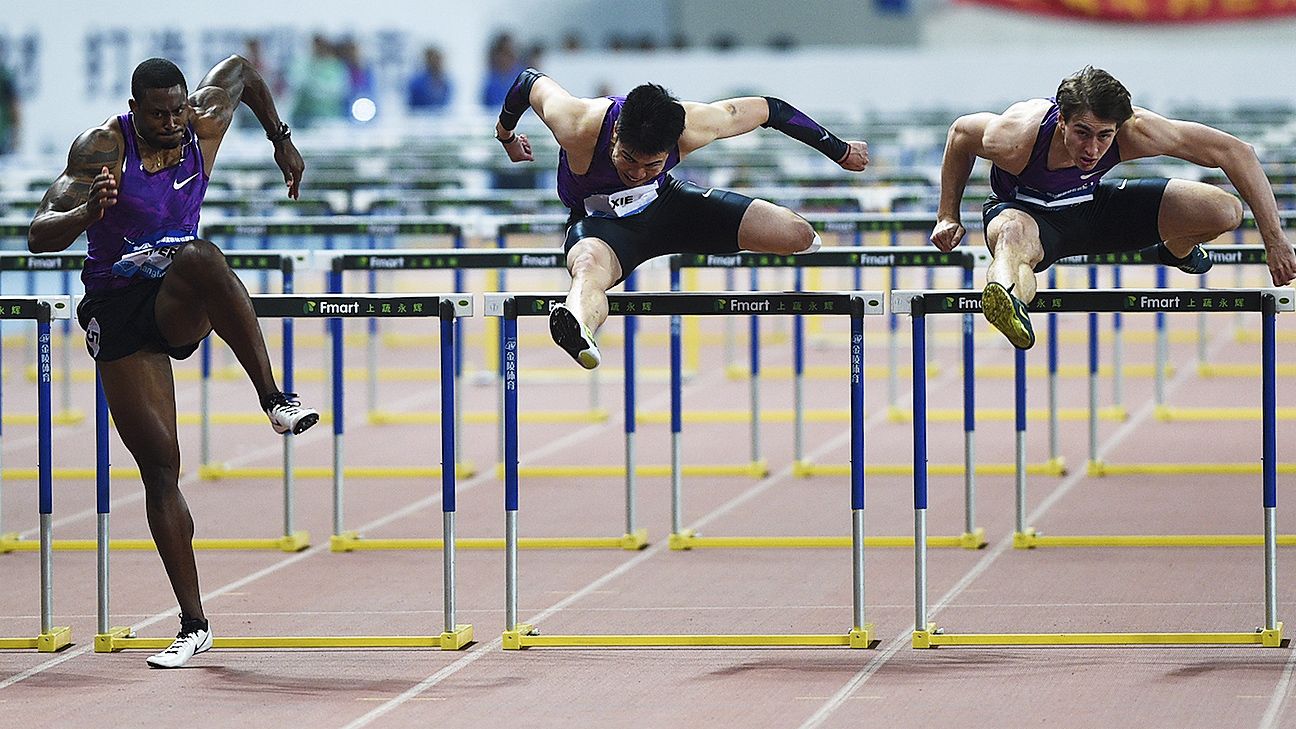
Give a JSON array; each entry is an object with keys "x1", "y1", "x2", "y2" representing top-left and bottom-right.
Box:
[
  {"x1": 507, "y1": 461, "x2": 769, "y2": 479},
  {"x1": 0, "y1": 531, "x2": 309, "y2": 553},
  {"x1": 0, "y1": 627, "x2": 72, "y2": 652},
  {"x1": 330, "y1": 529, "x2": 649, "y2": 552},
  {"x1": 668, "y1": 528, "x2": 985, "y2": 550},
  {"x1": 1, "y1": 410, "x2": 85, "y2": 426},
  {"x1": 914, "y1": 622, "x2": 1284, "y2": 648},
  {"x1": 200, "y1": 463, "x2": 476, "y2": 479},
  {"x1": 1089, "y1": 460, "x2": 1296, "y2": 476},
  {"x1": 96, "y1": 625, "x2": 475, "y2": 652},
  {"x1": 886, "y1": 406, "x2": 1126, "y2": 423},
  {"x1": 1013, "y1": 528, "x2": 1296, "y2": 548},
  {"x1": 369, "y1": 409, "x2": 609, "y2": 425},
  {"x1": 502, "y1": 624, "x2": 874, "y2": 649},
  {"x1": 1156, "y1": 405, "x2": 1296, "y2": 422},
  {"x1": 795, "y1": 459, "x2": 1067, "y2": 478}
]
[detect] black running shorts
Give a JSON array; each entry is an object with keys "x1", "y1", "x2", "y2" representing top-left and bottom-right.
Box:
[
  {"x1": 563, "y1": 175, "x2": 754, "y2": 283},
  {"x1": 76, "y1": 277, "x2": 202, "y2": 362},
  {"x1": 982, "y1": 177, "x2": 1169, "y2": 272}
]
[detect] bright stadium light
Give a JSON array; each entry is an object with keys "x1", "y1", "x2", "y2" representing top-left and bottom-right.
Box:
[{"x1": 351, "y1": 97, "x2": 377, "y2": 123}]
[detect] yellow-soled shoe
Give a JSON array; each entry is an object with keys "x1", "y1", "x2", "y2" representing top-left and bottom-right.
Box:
[{"x1": 982, "y1": 281, "x2": 1036, "y2": 350}]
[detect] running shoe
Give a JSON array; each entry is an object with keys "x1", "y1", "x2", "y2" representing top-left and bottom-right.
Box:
[
  {"x1": 264, "y1": 392, "x2": 319, "y2": 435},
  {"x1": 549, "y1": 304, "x2": 601, "y2": 369},
  {"x1": 1149, "y1": 242, "x2": 1213, "y2": 275},
  {"x1": 146, "y1": 615, "x2": 212, "y2": 669},
  {"x1": 982, "y1": 281, "x2": 1036, "y2": 350}
]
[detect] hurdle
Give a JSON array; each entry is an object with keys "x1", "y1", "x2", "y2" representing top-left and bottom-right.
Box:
[
  {"x1": 492, "y1": 291, "x2": 876, "y2": 648},
  {"x1": 320, "y1": 246, "x2": 608, "y2": 426},
  {"x1": 0, "y1": 246, "x2": 84, "y2": 428},
  {"x1": 0, "y1": 296, "x2": 73, "y2": 651},
  {"x1": 97, "y1": 293, "x2": 473, "y2": 651},
  {"x1": 903, "y1": 288, "x2": 1286, "y2": 648}
]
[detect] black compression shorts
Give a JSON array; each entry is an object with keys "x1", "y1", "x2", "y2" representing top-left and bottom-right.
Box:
[
  {"x1": 563, "y1": 176, "x2": 754, "y2": 283},
  {"x1": 982, "y1": 177, "x2": 1169, "y2": 272},
  {"x1": 76, "y1": 277, "x2": 202, "y2": 362}
]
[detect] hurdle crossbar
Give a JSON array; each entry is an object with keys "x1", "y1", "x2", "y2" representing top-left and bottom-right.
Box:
[
  {"x1": 320, "y1": 246, "x2": 605, "y2": 437},
  {"x1": 96, "y1": 293, "x2": 474, "y2": 652},
  {"x1": 0, "y1": 296, "x2": 74, "y2": 652},
  {"x1": 898, "y1": 288, "x2": 1291, "y2": 647},
  {"x1": 491, "y1": 291, "x2": 880, "y2": 648},
  {"x1": 670, "y1": 246, "x2": 991, "y2": 548}
]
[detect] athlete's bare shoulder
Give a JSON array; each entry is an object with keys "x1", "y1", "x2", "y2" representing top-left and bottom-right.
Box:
[
  {"x1": 68, "y1": 118, "x2": 126, "y2": 179},
  {"x1": 982, "y1": 99, "x2": 1050, "y2": 170}
]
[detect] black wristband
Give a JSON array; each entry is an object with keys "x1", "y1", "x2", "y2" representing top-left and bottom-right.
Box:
[
  {"x1": 496, "y1": 131, "x2": 518, "y2": 145},
  {"x1": 267, "y1": 122, "x2": 291, "y2": 144},
  {"x1": 498, "y1": 68, "x2": 546, "y2": 132}
]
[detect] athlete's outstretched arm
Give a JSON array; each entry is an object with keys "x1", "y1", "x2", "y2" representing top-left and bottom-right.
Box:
[
  {"x1": 679, "y1": 96, "x2": 868, "y2": 171},
  {"x1": 28, "y1": 126, "x2": 124, "y2": 253},
  {"x1": 1120, "y1": 110, "x2": 1296, "y2": 286},
  {"x1": 191, "y1": 55, "x2": 303, "y2": 199},
  {"x1": 930, "y1": 112, "x2": 995, "y2": 252},
  {"x1": 494, "y1": 68, "x2": 604, "y2": 163}
]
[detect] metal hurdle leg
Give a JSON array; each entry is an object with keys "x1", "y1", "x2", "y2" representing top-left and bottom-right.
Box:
[
  {"x1": 961, "y1": 264, "x2": 986, "y2": 548},
  {"x1": 1012, "y1": 348, "x2": 1037, "y2": 548},
  {"x1": 1261, "y1": 294, "x2": 1283, "y2": 643},
  {"x1": 438, "y1": 301, "x2": 473, "y2": 649},
  {"x1": 909, "y1": 295, "x2": 937, "y2": 646},
  {"x1": 848, "y1": 303, "x2": 874, "y2": 648},
  {"x1": 1, "y1": 301, "x2": 73, "y2": 651},
  {"x1": 621, "y1": 275, "x2": 648, "y2": 549},
  {"x1": 1154, "y1": 267, "x2": 1168, "y2": 413},
  {"x1": 1046, "y1": 269, "x2": 1061, "y2": 471},
  {"x1": 668, "y1": 312, "x2": 693, "y2": 548},
  {"x1": 501, "y1": 301, "x2": 533, "y2": 645},
  {"x1": 328, "y1": 268, "x2": 348, "y2": 548},
  {"x1": 748, "y1": 268, "x2": 765, "y2": 473},
  {"x1": 792, "y1": 268, "x2": 807, "y2": 474},
  {"x1": 1112, "y1": 266, "x2": 1125, "y2": 413}
]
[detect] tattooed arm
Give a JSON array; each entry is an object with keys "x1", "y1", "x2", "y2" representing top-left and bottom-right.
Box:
[{"x1": 28, "y1": 123, "x2": 124, "y2": 253}]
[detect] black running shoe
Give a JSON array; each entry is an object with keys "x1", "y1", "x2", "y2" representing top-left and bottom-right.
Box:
[
  {"x1": 548, "y1": 304, "x2": 601, "y2": 369},
  {"x1": 1148, "y1": 242, "x2": 1213, "y2": 275},
  {"x1": 982, "y1": 281, "x2": 1036, "y2": 350}
]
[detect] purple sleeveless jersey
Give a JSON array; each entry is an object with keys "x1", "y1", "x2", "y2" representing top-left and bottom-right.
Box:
[
  {"x1": 556, "y1": 97, "x2": 681, "y2": 217},
  {"x1": 83, "y1": 112, "x2": 208, "y2": 293},
  {"x1": 989, "y1": 100, "x2": 1121, "y2": 208}
]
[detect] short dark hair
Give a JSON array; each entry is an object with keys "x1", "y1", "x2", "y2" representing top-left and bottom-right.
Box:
[
  {"x1": 1056, "y1": 66, "x2": 1132, "y2": 127},
  {"x1": 616, "y1": 83, "x2": 685, "y2": 155},
  {"x1": 131, "y1": 58, "x2": 187, "y2": 101}
]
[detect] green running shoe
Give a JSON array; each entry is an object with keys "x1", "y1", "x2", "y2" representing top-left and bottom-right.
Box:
[{"x1": 982, "y1": 281, "x2": 1036, "y2": 350}]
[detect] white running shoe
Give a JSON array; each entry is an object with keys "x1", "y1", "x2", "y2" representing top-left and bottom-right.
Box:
[
  {"x1": 146, "y1": 621, "x2": 212, "y2": 669},
  {"x1": 548, "y1": 304, "x2": 601, "y2": 369},
  {"x1": 264, "y1": 392, "x2": 320, "y2": 435}
]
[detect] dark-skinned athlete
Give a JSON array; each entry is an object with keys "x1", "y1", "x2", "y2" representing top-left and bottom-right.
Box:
[{"x1": 28, "y1": 56, "x2": 318, "y2": 668}]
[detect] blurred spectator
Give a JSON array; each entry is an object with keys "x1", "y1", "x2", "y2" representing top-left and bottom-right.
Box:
[
  {"x1": 710, "y1": 33, "x2": 738, "y2": 51},
  {"x1": 481, "y1": 32, "x2": 522, "y2": 107},
  {"x1": 669, "y1": 34, "x2": 690, "y2": 51},
  {"x1": 0, "y1": 61, "x2": 17, "y2": 154},
  {"x1": 337, "y1": 38, "x2": 376, "y2": 118},
  {"x1": 523, "y1": 42, "x2": 546, "y2": 68},
  {"x1": 291, "y1": 34, "x2": 347, "y2": 127},
  {"x1": 0, "y1": 60, "x2": 16, "y2": 153},
  {"x1": 560, "y1": 31, "x2": 584, "y2": 52},
  {"x1": 407, "y1": 46, "x2": 452, "y2": 112},
  {"x1": 235, "y1": 36, "x2": 284, "y2": 129}
]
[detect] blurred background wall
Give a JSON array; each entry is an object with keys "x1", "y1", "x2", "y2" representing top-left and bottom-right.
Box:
[{"x1": 0, "y1": 0, "x2": 1293, "y2": 155}]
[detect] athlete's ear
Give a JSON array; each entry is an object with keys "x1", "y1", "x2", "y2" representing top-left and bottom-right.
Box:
[{"x1": 128, "y1": 98, "x2": 138, "y2": 114}]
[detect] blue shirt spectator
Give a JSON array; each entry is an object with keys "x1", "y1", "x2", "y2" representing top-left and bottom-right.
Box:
[{"x1": 408, "y1": 47, "x2": 452, "y2": 112}]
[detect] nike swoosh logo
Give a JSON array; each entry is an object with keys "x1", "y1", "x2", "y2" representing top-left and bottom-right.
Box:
[
  {"x1": 1117, "y1": 179, "x2": 1127, "y2": 190},
  {"x1": 1079, "y1": 170, "x2": 1102, "y2": 180},
  {"x1": 819, "y1": 131, "x2": 829, "y2": 142},
  {"x1": 702, "y1": 188, "x2": 714, "y2": 198},
  {"x1": 173, "y1": 172, "x2": 201, "y2": 190}
]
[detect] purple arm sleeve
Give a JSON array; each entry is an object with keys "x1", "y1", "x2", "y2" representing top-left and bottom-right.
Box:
[{"x1": 760, "y1": 97, "x2": 849, "y2": 163}]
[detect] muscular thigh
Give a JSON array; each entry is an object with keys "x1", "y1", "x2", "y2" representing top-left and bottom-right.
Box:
[
  {"x1": 984, "y1": 204, "x2": 1046, "y2": 264},
  {"x1": 98, "y1": 350, "x2": 180, "y2": 467}
]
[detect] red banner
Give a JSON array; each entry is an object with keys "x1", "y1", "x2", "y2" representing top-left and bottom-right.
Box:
[{"x1": 960, "y1": 0, "x2": 1296, "y2": 22}]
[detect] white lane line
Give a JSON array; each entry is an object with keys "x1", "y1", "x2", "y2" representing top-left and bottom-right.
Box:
[{"x1": 800, "y1": 318, "x2": 1262, "y2": 729}]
